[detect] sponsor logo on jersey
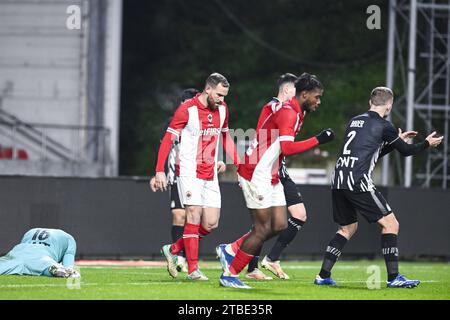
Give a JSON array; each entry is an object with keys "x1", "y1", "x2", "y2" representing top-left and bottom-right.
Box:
[
  {"x1": 335, "y1": 156, "x2": 359, "y2": 169},
  {"x1": 192, "y1": 128, "x2": 221, "y2": 136}
]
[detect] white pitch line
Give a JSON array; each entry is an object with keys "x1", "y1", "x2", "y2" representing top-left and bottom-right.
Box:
[
  {"x1": 77, "y1": 264, "x2": 450, "y2": 269},
  {"x1": 0, "y1": 281, "x2": 186, "y2": 289},
  {"x1": 286, "y1": 279, "x2": 440, "y2": 283},
  {"x1": 0, "y1": 279, "x2": 441, "y2": 289},
  {"x1": 283, "y1": 266, "x2": 359, "y2": 269}
]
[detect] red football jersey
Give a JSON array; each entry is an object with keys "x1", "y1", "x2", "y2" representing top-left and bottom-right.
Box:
[
  {"x1": 164, "y1": 94, "x2": 229, "y2": 181},
  {"x1": 238, "y1": 97, "x2": 305, "y2": 185}
]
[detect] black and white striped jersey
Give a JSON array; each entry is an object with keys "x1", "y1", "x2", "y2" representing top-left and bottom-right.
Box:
[
  {"x1": 331, "y1": 111, "x2": 399, "y2": 191},
  {"x1": 159, "y1": 118, "x2": 178, "y2": 185},
  {"x1": 278, "y1": 157, "x2": 290, "y2": 180}
]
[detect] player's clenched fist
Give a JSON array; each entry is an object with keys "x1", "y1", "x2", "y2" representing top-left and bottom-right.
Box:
[{"x1": 315, "y1": 128, "x2": 335, "y2": 145}]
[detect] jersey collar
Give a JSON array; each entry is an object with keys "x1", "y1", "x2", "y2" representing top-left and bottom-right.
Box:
[
  {"x1": 289, "y1": 97, "x2": 305, "y2": 123},
  {"x1": 288, "y1": 97, "x2": 301, "y2": 113},
  {"x1": 194, "y1": 93, "x2": 209, "y2": 110}
]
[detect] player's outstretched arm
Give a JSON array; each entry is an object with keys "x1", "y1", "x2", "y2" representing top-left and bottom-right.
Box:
[
  {"x1": 390, "y1": 131, "x2": 443, "y2": 156},
  {"x1": 380, "y1": 128, "x2": 418, "y2": 157},
  {"x1": 280, "y1": 129, "x2": 334, "y2": 156},
  {"x1": 280, "y1": 137, "x2": 318, "y2": 156}
]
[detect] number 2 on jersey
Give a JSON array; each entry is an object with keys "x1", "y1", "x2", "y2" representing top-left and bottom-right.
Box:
[{"x1": 343, "y1": 130, "x2": 356, "y2": 155}]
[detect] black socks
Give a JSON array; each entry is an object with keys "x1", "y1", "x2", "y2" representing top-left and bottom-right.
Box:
[
  {"x1": 319, "y1": 233, "x2": 348, "y2": 279},
  {"x1": 267, "y1": 217, "x2": 305, "y2": 261},
  {"x1": 382, "y1": 233, "x2": 399, "y2": 281},
  {"x1": 247, "y1": 246, "x2": 262, "y2": 273}
]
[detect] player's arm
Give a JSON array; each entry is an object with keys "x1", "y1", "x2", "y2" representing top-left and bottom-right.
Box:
[
  {"x1": 277, "y1": 109, "x2": 334, "y2": 156},
  {"x1": 150, "y1": 120, "x2": 172, "y2": 191},
  {"x1": 154, "y1": 107, "x2": 188, "y2": 191},
  {"x1": 391, "y1": 132, "x2": 442, "y2": 156},
  {"x1": 381, "y1": 123, "x2": 442, "y2": 157},
  {"x1": 221, "y1": 107, "x2": 241, "y2": 166},
  {"x1": 62, "y1": 236, "x2": 76, "y2": 269},
  {"x1": 221, "y1": 131, "x2": 240, "y2": 167},
  {"x1": 154, "y1": 119, "x2": 171, "y2": 167}
]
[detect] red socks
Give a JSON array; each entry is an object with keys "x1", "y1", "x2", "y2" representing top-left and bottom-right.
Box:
[
  {"x1": 230, "y1": 231, "x2": 250, "y2": 255},
  {"x1": 181, "y1": 223, "x2": 200, "y2": 274},
  {"x1": 171, "y1": 224, "x2": 210, "y2": 254},
  {"x1": 229, "y1": 249, "x2": 254, "y2": 275},
  {"x1": 199, "y1": 225, "x2": 210, "y2": 239},
  {"x1": 170, "y1": 237, "x2": 184, "y2": 255},
  {"x1": 170, "y1": 224, "x2": 211, "y2": 274}
]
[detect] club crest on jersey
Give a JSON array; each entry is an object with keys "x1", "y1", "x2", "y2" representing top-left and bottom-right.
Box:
[
  {"x1": 207, "y1": 114, "x2": 213, "y2": 123},
  {"x1": 186, "y1": 191, "x2": 192, "y2": 200}
]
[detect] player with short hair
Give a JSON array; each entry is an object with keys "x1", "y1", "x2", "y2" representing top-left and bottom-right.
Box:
[
  {"x1": 314, "y1": 86, "x2": 443, "y2": 288},
  {"x1": 154, "y1": 73, "x2": 239, "y2": 281},
  {"x1": 219, "y1": 73, "x2": 335, "y2": 289},
  {"x1": 150, "y1": 88, "x2": 200, "y2": 273},
  {"x1": 0, "y1": 228, "x2": 79, "y2": 278},
  {"x1": 217, "y1": 73, "x2": 314, "y2": 281}
]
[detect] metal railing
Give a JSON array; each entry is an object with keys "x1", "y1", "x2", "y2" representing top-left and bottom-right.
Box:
[{"x1": 0, "y1": 108, "x2": 111, "y2": 167}]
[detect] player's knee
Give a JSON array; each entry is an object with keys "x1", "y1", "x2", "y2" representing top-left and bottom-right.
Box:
[
  {"x1": 379, "y1": 213, "x2": 399, "y2": 234},
  {"x1": 292, "y1": 211, "x2": 307, "y2": 222},
  {"x1": 386, "y1": 216, "x2": 399, "y2": 234},
  {"x1": 273, "y1": 220, "x2": 288, "y2": 234},
  {"x1": 204, "y1": 223, "x2": 218, "y2": 232},
  {"x1": 339, "y1": 223, "x2": 358, "y2": 239},
  {"x1": 391, "y1": 219, "x2": 399, "y2": 233},
  {"x1": 254, "y1": 225, "x2": 272, "y2": 240},
  {"x1": 172, "y1": 210, "x2": 186, "y2": 225},
  {"x1": 289, "y1": 204, "x2": 307, "y2": 221}
]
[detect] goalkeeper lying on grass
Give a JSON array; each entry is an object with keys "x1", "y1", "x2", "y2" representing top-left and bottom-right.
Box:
[{"x1": 0, "y1": 228, "x2": 79, "y2": 278}]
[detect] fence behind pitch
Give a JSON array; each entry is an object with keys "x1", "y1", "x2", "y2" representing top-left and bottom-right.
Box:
[{"x1": 0, "y1": 176, "x2": 448, "y2": 259}]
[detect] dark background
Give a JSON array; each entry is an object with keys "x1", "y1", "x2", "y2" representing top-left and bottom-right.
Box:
[
  {"x1": 119, "y1": 0, "x2": 390, "y2": 176},
  {"x1": 1, "y1": 176, "x2": 448, "y2": 259}
]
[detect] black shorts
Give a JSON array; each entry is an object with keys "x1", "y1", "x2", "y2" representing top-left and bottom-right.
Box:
[
  {"x1": 332, "y1": 189, "x2": 392, "y2": 226},
  {"x1": 169, "y1": 182, "x2": 184, "y2": 210},
  {"x1": 280, "y1": 177, "x2": 303, "y2": 207}
]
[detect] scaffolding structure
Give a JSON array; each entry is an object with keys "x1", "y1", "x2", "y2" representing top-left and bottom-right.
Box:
[{"x1": 382, "y1": 0, "x2": 450, "y2": 188}]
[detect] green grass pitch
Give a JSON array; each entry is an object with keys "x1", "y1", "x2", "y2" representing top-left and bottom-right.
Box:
[{"x1": 0, "y1": 260, "x2": 448, "y2": 300}]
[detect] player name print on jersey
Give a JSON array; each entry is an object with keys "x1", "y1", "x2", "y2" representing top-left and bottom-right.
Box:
[
  {"x1": 332, "y1": 111, "x2": 399, "y2": 192},
  {"x1": 350, "y1": 120, "x2": 365, "y2": 128}
]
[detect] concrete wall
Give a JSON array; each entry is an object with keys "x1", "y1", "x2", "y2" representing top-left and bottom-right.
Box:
[
  {"x1": 0, "y1": 176, "x2": 448, "y2": 259},
  {"x1": 0, "y1": 0, "x2": 121, "y2": 175}
]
